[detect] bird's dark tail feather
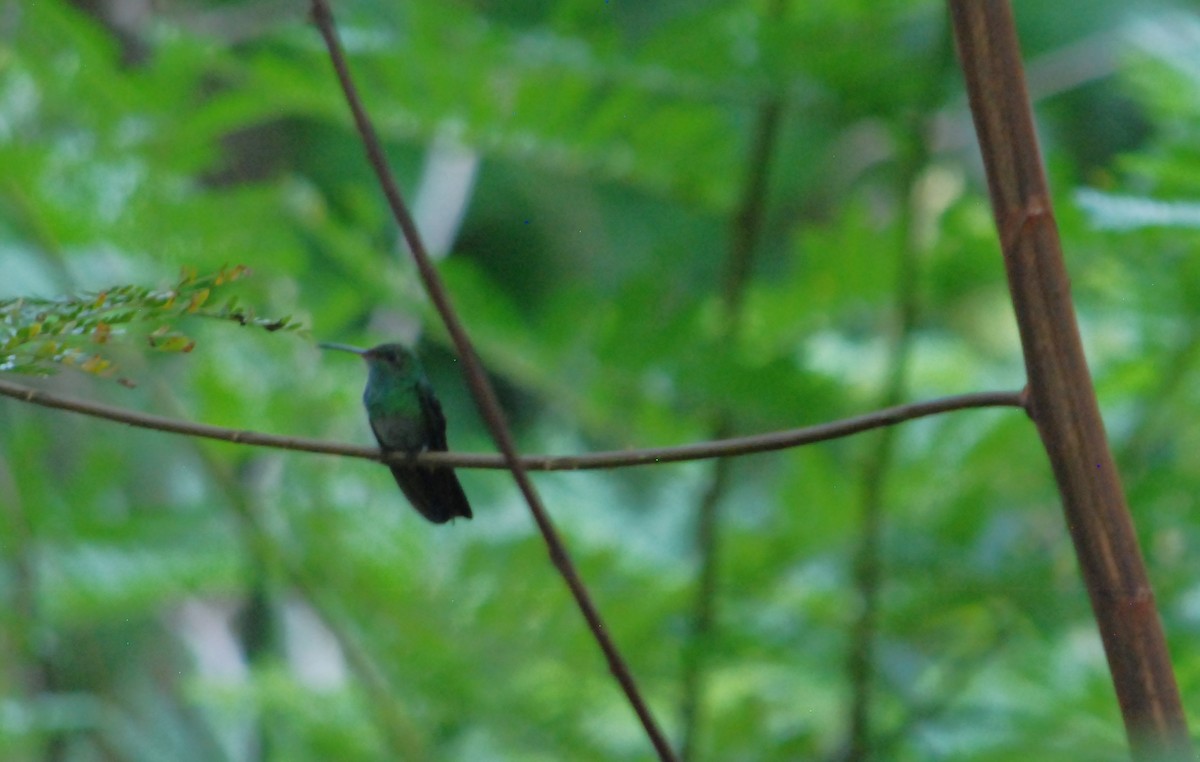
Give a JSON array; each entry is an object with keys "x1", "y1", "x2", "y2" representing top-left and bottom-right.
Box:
[{"x1": 390, "y1": 465, "x2": 472, "y2": 524}]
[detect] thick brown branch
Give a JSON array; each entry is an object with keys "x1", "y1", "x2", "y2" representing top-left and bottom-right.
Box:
[
  {"x1": 0, "y1": 378, "x2": 1022, "y2": 470},
  {"x1": 949, "y1": 2, "x2": 1191, "y2": 758}
]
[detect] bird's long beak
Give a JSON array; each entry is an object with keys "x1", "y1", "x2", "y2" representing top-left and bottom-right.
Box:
[{"x1": 318, "y1": 342, "x2": 368, "y2": 356}]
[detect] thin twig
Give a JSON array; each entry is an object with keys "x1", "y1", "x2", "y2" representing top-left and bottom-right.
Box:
[
  {"x1": 841, "y1": 25, "x2": 951, "y2": 760},
  {"x1": 680, "y1": 49, "x2": 785, "y2": 758},
  {"x1": 842, "y1": 193, "x2": 917, "y2": 761},
  {"x1": 678, "y1": 439, "x2": 734, "y2": 760},
  {"x1": 307, "y1": 2, "x2": 678, "y2": 757},
  {"x1": 0, "y1": 378, "x2": 1023, "y2": 470}
]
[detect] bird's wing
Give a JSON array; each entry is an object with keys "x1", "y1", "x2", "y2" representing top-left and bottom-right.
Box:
[
  {"x1": 367, "y1": 418, "x2": 390, "y2": 451},
  {"x1": 417, "y1": 380, "x2": 450, "y2": 451}
]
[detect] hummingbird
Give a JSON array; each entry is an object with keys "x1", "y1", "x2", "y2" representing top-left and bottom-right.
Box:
[{"x1": 320, "y1": 341, "x2": 472, "y2": 524}]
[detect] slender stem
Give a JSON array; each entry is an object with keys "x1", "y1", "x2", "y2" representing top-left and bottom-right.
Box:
[
  {"x1": 678, "y1": 439, "x2": 734, "y2": 761},
  {"x1": 307, "y1": 2, "x2": 677, "y2": 757},
  {"x1": 681, "y1": 60, "x2": 785, "y2": 759},
  {"x1": 841, "y1": 24, "x2": 950, "y2": 759},
  {"x1": 0, "y1": 378, "x2": 1022, "y2": 470},
  {"x1": 842, "y1": 211, "x2": 916, "y2": 761}
]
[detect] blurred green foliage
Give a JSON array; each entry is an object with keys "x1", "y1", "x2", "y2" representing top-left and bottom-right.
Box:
[
  {"x1": 1, "y1": 0, "x2": 1199, "y2": 760},
  {"x1": 0, "y1": 265, "x2": 303, "y2": 379}
]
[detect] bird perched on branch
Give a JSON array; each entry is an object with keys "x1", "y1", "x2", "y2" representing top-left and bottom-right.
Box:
[{"x1": 320, "y1": 341, "x2": 472, "y2": 524}]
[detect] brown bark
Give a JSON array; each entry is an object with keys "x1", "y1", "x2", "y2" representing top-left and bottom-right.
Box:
[{"x1": 948, "y1": 2, "x2": 1191, "y2": 758}]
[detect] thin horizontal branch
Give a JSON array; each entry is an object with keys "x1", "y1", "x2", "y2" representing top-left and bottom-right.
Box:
[{"x1": 0, "y1": 378, "x2": 1022, "y2": 471}]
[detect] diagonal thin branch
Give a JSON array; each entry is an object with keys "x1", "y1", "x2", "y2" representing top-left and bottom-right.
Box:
[
  {"x1": 307, "y1": 2, "x2": 677, "y2": 758},
  {"x1": 0, "y1": 378, "x2": 1023, "y2": 470}
]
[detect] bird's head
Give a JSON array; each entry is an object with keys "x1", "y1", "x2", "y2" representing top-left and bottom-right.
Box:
[
  {"x1": 362, "y1": 343, "x2": 417, "y2": 374},
  {"x1": 319, "y1": 341, "x2": 419, "y2": 376}
]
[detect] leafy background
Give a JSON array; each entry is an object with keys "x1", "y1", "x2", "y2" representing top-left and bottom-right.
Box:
[{"x1": 2, "y1": 0, "x2": 1200, "y2": 759}]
